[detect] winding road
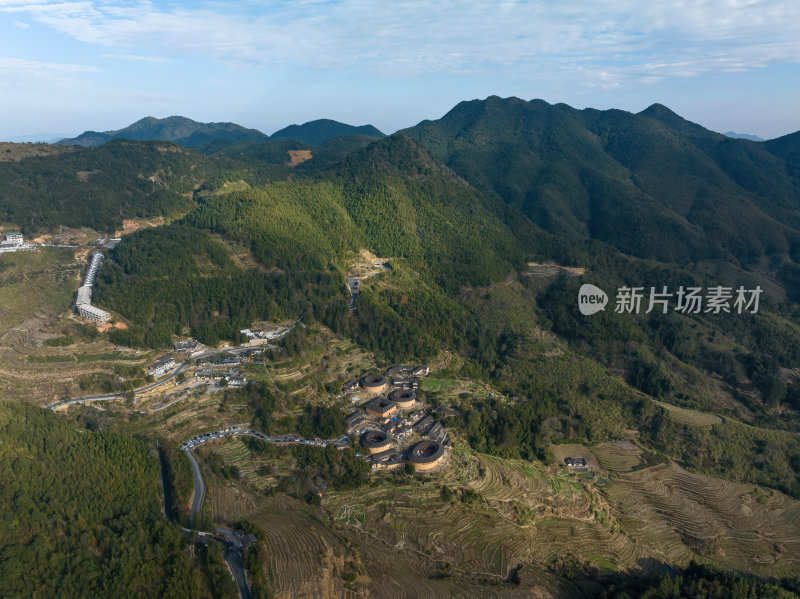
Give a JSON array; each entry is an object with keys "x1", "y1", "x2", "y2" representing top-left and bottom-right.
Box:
[
  {"x1": 45, "y1": 361, "x2": 187, "y2": 409},
  {"x1": 183, "y1": 442, "x2": 253, "y2": 599},
  {"x1": 180, "y1": 424, "x2": 350, "y2": 599},
  {"x1": 185, "y1": 449, "x2": 205, "y2": 527}
]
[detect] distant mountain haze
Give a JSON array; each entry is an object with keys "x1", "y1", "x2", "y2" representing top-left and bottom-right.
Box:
[
  {"x1": 724, "y1": 131, "x2": 765, "y2": 142},
  {"x1": 55, "y1": 116, "x2": 384, "y2": 148},
  {"x1": 55, "y1": 116, "x2": 268, "y2": 148}
]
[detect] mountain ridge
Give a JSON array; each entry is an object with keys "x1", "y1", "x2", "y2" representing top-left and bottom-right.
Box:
[
  {"x1": 400, "y1": 96, "x2": 800, "y2": 276},
  {"x1": 270, "y1": 118, "x2": 385, "y2": 145},
  {"x1": 55, "y1": 115, "x2": 385, "y2": 148}
]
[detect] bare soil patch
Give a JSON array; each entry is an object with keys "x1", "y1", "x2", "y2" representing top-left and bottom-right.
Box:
[{"x1": 287, "y1": 149, "x2": 313, "y2": 166}]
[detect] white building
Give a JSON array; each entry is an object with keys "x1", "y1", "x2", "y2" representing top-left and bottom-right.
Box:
[
  {"x1": 77, "y1": 303, "x2": 111, "y2": 324},
  {"x1": 76, "y1": 285, "x2": 93, "y2": 307},
  {"x1": 3, "y1": 232, "x2": 23, "y2": 245},
  {"x1": 75, "y1": 252, "x2": 111, "y2": 324},
  {"x1": 148, "y1": 356, "x2": 177, "y2": 377}
]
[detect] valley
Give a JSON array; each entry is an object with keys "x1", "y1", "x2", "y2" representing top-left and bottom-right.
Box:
[{"x1": 2, "y1": 97, "x2": 800, "y2": 597}]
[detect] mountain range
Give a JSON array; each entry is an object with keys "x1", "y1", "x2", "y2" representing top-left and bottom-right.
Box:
[
  {"x1": 4, "y1": 95, "x2": 800, "y2": 595},
  {"x1": 55, "y1": 116, "x2": 385, "y2": 148},
  {"x1": 400, "y1": 97, "x2": 800, "y2": 293}
]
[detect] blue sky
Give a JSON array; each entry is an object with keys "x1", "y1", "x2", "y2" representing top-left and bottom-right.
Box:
[{"x1": 1, "y1": 0, "x2": 798, "y2": 140}]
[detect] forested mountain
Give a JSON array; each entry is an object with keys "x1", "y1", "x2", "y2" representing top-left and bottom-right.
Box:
[
  {"x1": 5, "y1": 97, "x2": 800, "y2": 501},
  {"x1": 57, "y1": 116, "x2": 269, "y2": 148},
  {"x1": 205, "y1": 134, "x2": 379, "y2": 168},
  {"x1": 6, "y1": 96, "x2": 800, "y2": 595},
  {"x1": 0, "y1": 140, "x2": 215, "y2": 233},
  {"x1": 270, "y1": 118, "x2": 385, "y2": 145},
  {"x1": 0, "y1": 139, "x2": 297, "y2": 234},
  {"x1": 56, "y1": 116, "x2": 385, "y2": 149},
  {"x1": 400, "y1": 96, "x2": 800, "y2": 293},
  {"x1": 0, "y1": 401, "x2": 199, "y2": 597}
]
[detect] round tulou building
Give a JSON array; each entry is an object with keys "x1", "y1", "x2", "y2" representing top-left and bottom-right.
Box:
[
  {"x1": 387, "y1": 389, "x2": 416, "y2": 409},
  {"x1": 361, "y1": 374, "x2": 388, "y2": 394},
  {"x1": 407, "y1": 440, "x2": 445, "y2": 471},
  {"x1": 360, "y1": 429, "x2": 393, "y2": 454}
]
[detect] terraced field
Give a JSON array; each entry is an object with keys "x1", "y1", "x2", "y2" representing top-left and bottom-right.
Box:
[
  {"x1": 652, "y1": 399, "x2": 722, "y2": 426},
  {"x1": 592, "y1": 441, "x2": 643, "y2": 473},
  {"x1": 260, "y1": 333, "x2": 377, "y2": 400},
  {"x1": 325, "y1": 444, "x2": 658, "y2": 583},
  {"x1": 606, "y1": 461, "x2": 800, "y2": 576},
  {"x1": 252, "y1": 496, "x2": 550, "y2": 598}
]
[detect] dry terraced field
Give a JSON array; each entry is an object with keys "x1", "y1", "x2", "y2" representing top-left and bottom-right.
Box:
[{"x1": 605, "y1": 461, "x2": 800, "y2": 577}]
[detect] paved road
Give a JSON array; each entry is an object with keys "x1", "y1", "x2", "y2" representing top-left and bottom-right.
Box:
[
  {"x1": 183, "y1": 442, "x2": 253, "y2": 599},
  {"x1": 180, "y1": 427, "x2": 350, "y2": 453},
  {"x1": 185, "y1": 449, "x2": 205, "y2": 527},
  {"x1": 215, "y1": 527, "x2": 253, "y2": 599},
  {"x1": 46, "y1": 361, "x2": 186, "y2": 409}
]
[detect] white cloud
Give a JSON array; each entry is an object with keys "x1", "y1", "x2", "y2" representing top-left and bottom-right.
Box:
[
  {"x1": 0, "y1": 56, "x2": 100, "y2": 88},
  {"x1": 0, "y1": 0, "x2": 798, "y2": 82},
  {"x1": 0, "y1": 56, "x2": 99, "y2": 74},
  {"x1": 99, "y1": 52, "x2": 168, "y2": 63}
]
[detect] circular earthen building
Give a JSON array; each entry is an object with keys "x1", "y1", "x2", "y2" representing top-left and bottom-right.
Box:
[
  {"x1": 361, "y1": 374, "x2": 388, "y2": 394},
  {"x1": 388, "y1": 389, "x2": 416, "y2": 409},
  {"x1": 360, "y1": 429, "x2": 393, "y2": 454},
  {"x1": 408, "y1": 440, "x2": 445, "y2": 471}
]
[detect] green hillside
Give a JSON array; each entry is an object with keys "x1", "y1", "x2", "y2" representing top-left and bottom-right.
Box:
[
  {"x1": 207, "y1": 134, "x2": 378, "y2": 169},
  {"x1": 0, "y1": 139, "x2": 296, "y2": 234},
  {"x1": 0, "y1": 401, "x2": 199, "y2": 598},
  {"x1": 4, "y1": 96, "x2": 800, "y2": 501},
  {"x1": 400, "y1": 96, "x2": 800, "y2": 281},
  {"x1": 5, "y1": 97, "x2": 800, "y2": 595},
  {"x1": 270, "y1": 118, "x2": 385, "y2": 145},
  {"x1": 0, "y1": 140, "x2": 211, "y2": 233}
]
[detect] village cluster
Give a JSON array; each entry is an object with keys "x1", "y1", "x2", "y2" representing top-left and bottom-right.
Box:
[{"x1": 343, "y1": 366, "x2": 450, "y2": 471}]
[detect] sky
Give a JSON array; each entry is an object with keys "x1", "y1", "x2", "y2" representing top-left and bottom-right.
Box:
[{"x1": 1, "y1": 0, "x2": 799, "y2": 140}]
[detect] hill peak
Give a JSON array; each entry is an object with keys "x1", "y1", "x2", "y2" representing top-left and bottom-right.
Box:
[
  {"x1": 270, "y1": 119, "x2": 385, "y2": 146},
  {"x1": 57, "y1": 116, "x2": 268, "y2": 148},
  {"x1": 638, "y1": 103, "x2": 719, "y2": 138},
  {"x1": 638, "y1": 102, "x2": 677, "y2": 119}
]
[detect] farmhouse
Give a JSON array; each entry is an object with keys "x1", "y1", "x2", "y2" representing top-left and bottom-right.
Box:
[
  {"x1": 391, "y1": 377, "x2": 418, "y2": 390},
  {"x1": 411, "y1": 365, "x2": 430, "y2": 377},
  {"x1": 413, "y1": 414, "x2": 434, "y2": 435},
  {"x1": 385, "y1": 364, "x2": 413, "y2": 377},
  {"x1": 565, "y1": 457, "x2": 588, "y2": 468},
  {"x1": 3, "y1": 232, "x2": 23, "y2": 245},
  {"x1": 224, "y1": 374, "x2": 247, "y2": 387},
  {"x1": 173, "y1": 339, "x2": 198, "y2": 352}
]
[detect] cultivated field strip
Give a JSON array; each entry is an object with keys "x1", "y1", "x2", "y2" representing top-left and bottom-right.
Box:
[
  {"x1": 592, "y1": 441, "x2": 643, "y2": 472},
  {"x1": 652, "y1": 400, "x2": 722, "y2": 426},
  {"x1": 606, "y1": 462, "x2": 800, "y2": 576},
  {"x1": 326, "y1": 448, "x2": 658, "y2": 581}
]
